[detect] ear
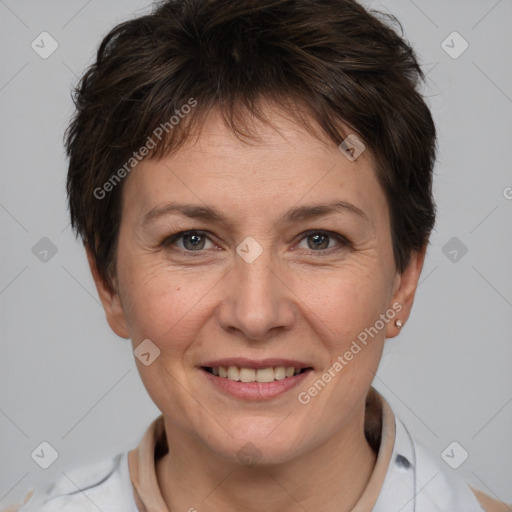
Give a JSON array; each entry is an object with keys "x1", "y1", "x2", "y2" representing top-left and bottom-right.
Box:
[
  {"x1": 386, "y1": 245, "x2": 427, "y2": 339},
  {"x1": 86, "y1": 248, "x2": 130, "y2": 339}
]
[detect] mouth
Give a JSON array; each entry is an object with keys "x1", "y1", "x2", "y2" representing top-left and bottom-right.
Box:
[
  {"x1": 199, "y1": 359, "x2": 313, "y2": 400},
  {"x1": 202, "y1": 365, "x2": 311, "y2": 382}
]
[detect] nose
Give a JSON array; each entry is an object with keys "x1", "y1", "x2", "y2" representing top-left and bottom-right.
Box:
[{"x1": 217, "y1": 245, "x2": 296, "y2": 341}]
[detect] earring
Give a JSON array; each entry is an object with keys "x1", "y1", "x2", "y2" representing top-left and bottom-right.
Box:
[{"x1": 395, "y1": 319, "x2": 403, "y2": 328}]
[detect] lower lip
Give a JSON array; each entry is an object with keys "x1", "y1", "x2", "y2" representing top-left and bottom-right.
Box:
[{"x1": 201, "y1": 368, "x2": 312, "y2": 400}]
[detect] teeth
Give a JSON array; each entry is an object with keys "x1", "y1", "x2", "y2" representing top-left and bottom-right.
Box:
[
  {"x1": 211, "y1": 366, "x2": 305, "y2": 382},
  {"x1": 256, "y1": 368, "x2": 274, "y2": 382},
  {"x1": 239, "y1": 368, "x2": 256, "y2": 382},
  {"x1": 227, "y1": 366, "x2": 240, "y2": 380},
  {"x1": 274, "y1": 366, "x2": 286, "y2": 380}
]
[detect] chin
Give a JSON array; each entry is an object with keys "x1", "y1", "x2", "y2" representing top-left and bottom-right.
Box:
[{"x1": 207, "y1": 420, "x2": 308, "y2": 466}]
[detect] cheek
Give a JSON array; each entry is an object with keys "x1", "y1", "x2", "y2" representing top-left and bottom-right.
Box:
[
  {"x1": 293, "y1": 270, "x2": 388, "y2": 422},
  {"x1": 295, "y1": 265, "x2": 389, "y2": 348},
  {"x1": 116, "y1": 255, "x2": 221, "y2": 352}
]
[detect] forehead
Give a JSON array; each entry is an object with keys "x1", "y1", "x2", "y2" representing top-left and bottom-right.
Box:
[{"x1": 121, "y1": 106, "x2": 387, "y2": 228}]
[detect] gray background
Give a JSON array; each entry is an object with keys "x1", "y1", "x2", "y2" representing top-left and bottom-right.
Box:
[{"x1": 1, "y1": 0, "x2": 511, "y2": 507}]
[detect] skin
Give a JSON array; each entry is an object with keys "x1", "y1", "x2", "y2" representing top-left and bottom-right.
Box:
[{"x1": 88, "y1": 104, "x2": 426, "y2": 512}]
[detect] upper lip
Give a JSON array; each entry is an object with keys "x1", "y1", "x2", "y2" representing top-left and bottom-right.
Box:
[{"x1": 201, "y1": 358, "x2": 312, "y2": 370}]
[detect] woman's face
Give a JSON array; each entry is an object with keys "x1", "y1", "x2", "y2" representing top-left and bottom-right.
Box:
[{"x1": 92, "y1": 106, "x2": 423, "y2": 464}]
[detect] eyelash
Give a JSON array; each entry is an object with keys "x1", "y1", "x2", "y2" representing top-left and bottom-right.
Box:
[{"x1": 160, "y1": 230, "x2": 351, "y2": 256}]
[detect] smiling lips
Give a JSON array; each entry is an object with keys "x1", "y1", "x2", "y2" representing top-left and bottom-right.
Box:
[
  {"x1": 205, "y1": 365, "x2": 308, "y2": 383},
  {"x1": 200, "y1": 358, "x2": 313, "y2": 398},
  {"x1": 201, "y1": 366, "x2": 312, "y2": 400}
]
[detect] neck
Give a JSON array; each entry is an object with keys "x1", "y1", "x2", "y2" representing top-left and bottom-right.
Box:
[{"x1": 156, "y1": 399, "x2": 377, "y2": 512}]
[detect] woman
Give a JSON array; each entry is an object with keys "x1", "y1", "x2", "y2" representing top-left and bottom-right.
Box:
[{"x1": 8, "y1": 0, "x2": 510, "y2": 510}]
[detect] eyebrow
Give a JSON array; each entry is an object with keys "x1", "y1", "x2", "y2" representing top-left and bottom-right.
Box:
[{"x1": 141, "y1": 200, "x2": 369, "y2": 228}]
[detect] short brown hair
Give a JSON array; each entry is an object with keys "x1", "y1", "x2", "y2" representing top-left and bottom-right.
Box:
[{"x1": 66, "y1": 0, "x2": 436, "y2": 291}]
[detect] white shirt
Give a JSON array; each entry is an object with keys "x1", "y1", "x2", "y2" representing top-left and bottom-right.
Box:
[{"x1": 7, "y1": 388, "x2": 508, "y2": 512}]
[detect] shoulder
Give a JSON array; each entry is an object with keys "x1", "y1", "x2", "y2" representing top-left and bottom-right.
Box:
[
  {"x1": 3, "y1": 452, "x2": 138, "y2": 512},
  {"x1": 471, "y1": 487, "x2": 512, "y2": 512}
]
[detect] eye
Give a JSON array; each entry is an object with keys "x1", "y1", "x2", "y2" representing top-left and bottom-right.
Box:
[
  {"x1": 163, "y1": 230, "x2": 216, "y2": 251},
  {"x1": 296, "y1": 230, "x2": 350, "y2": 253}
]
